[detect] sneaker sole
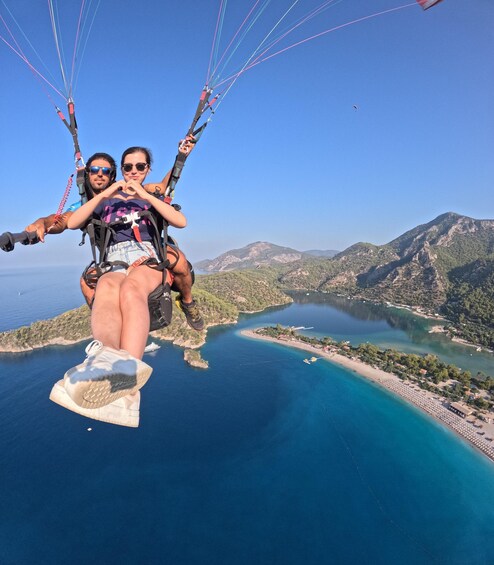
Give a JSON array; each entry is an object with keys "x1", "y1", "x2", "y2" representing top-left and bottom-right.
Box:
[
  {"x1": 50, "y1": 380, "x2": 140, "y2": 427},
  {"x1": 65, "y1": 365, "x2": 152, "y2": 409}
]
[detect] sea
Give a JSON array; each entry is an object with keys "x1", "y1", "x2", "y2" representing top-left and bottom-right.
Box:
[{"x1": 1, "y1": 266, "x2": 494, "y2": 565}]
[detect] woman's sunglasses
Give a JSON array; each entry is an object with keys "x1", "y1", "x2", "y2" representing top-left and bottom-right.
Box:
[
  {"x1": 87, "y1": 166, "x2": 112, "y2": 175},
  {"x1": 122, "y1": 162, "x2": 148, "y2": 173}
]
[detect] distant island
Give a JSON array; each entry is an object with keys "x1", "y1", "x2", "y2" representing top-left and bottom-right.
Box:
[{"x1": 245, "y1": 325, "x2": 494, "y2": 463}]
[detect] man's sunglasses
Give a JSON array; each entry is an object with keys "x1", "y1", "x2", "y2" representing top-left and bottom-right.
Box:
[
  {"x1": 122, "y1": 162, "x2": 148, "y2": 173},
  {"x1": 87, "y1": 166, "x2": 112, "y2": 176}
]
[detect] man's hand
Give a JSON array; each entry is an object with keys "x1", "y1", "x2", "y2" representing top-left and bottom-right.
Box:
[
  {"x1": 24, "y1": 219, "x2": 48, "y2": 243},
  {"x1": 178, "y1": 134, "x2": 196, "y2": 156}
]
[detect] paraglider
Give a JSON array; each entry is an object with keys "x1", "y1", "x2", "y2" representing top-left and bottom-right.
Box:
[{"x1": 0, "y1": 0, "x2": 447, "y2": 427}]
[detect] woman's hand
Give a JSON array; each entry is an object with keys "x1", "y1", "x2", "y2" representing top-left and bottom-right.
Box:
[
  {"x1": 121, "y1": 179, "x2": 149, "y2": 199},
  {"x1": 100, "y1": 180, "x2": 126, "y2": 199}
]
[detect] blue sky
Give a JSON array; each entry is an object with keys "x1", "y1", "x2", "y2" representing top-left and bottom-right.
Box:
[{"x1": 1, "y1": 0, "x2": 493, "y2": 269}]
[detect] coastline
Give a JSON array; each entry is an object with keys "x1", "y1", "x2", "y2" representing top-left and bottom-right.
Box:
[{"x1": 241, "y1": 329, "x2": 494, "y2": 464}]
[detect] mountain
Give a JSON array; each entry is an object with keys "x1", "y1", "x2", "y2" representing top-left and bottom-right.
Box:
[
  {"x1": 193, "y1": 213, "x2": 494, "y2": 347},
  {"x1": 196, "y1": 241, "x2": 309, "y2": 272},
  {"x1": 280, "y1": 213, "x2": 494, "y2": 301},
  {"x1": 278, "y1": 212, "x2": 494, "y2": 347}
]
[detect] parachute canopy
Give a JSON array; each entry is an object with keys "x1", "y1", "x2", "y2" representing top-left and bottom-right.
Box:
[{"x1": 417, "y1": 0, "x2": 443, "y2": 9}]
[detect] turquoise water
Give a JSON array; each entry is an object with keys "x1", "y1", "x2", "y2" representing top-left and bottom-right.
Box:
[
  {"x1": 0, "y1": 268, "x2": 494, "y2": 564},
  {"x1": 253, "y1": 292, "x2": 494, "y2": 377}
]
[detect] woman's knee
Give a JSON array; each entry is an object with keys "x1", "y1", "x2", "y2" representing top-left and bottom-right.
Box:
[
  {"x1": 97, "y1": 273, "x2": 122, "y2": 290},
  {"x1": 119, "y1": 278, "x2": 145, "y2": 306},
  {"x1": 119, "y1": 271, "x2": 159, "y2": 308},
  {"x1": 94, "y1": 273, "x2": 124, "y2": 302}
]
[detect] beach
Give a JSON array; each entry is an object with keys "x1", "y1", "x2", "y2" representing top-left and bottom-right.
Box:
[{"x1": 242, "y1": 329, "x2": 494, "y2": 464}]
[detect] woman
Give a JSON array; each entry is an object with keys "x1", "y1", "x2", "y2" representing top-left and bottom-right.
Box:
[{"x1": 63, "y1": 147, "x2": 187, "y2": 410}]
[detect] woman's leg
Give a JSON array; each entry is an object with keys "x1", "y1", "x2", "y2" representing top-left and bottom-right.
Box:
[
  {"x1": 91, "y1": 272, "x2": 126, "y2": 350},
  {"x1": 64, "y1": 267, "x2": 154, "y2": 410},
  {"x1": 118, "y1": 265, "x2": 162, "y2": 359}
]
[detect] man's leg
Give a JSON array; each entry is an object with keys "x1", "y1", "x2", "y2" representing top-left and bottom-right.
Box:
[
  {"x1": 167, "y1": 245, "x2": 204, "y2": 331},
  {"x1": 167, "y1": 245, "x2": 194, "y2": 302}
]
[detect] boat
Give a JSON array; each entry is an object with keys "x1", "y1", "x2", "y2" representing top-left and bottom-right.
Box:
[
  {"x1": 303, "y1": 359, "x2": 311, "y2": 364},
  {"x1": 310, "y1": 356, "x2": 318, "y2": 362},
  {"x1": 144, "y1": 342, "x2": 161, "y2": 353}
]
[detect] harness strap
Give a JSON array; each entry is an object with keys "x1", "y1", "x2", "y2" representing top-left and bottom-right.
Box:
[
  {"x1": 165, "y1": 86, "x2": 213, "y2": 200},
  {"x1": 56, "y1": 98, "x2": 84, "y2": 169},
  {"x1": 83, "y1": 208, "x2": 171, "y2": 278}
]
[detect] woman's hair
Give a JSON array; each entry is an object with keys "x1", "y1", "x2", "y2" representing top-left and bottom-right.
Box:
[{"x1": 121, "y1": 146, "x2": 153, "y2": 167}]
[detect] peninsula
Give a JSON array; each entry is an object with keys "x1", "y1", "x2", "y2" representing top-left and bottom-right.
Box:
[{"x1": 243, "y1": 326, "x2": 494, "y2": 464}]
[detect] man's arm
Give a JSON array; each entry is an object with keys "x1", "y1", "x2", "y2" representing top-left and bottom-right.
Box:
[
  {"x1": 24, "y1": 211, "x2": 73, "y2": 242},
  {"x1": 143, "y1": 135, "x2": 195, "y2": 196}
]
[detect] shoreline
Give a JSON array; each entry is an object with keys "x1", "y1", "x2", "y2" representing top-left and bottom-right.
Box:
[{"x1": 241, "y1": 329, "x2": 494, "y2": 464}]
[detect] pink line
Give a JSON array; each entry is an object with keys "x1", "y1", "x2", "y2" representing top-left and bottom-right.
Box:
[
  {"x1": 214, "y1": 2, "x2": 416, "y2": 89},
  {"x1": 208, "y1": 0, "x2": 263, "y2": 84},
  {"x1": 0, "y1": 33, "x2": 66, "y2": 99}
]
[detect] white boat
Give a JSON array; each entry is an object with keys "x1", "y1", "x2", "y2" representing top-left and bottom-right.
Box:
[{"x1": 144, "y1": 342, "x2": 161, "y2": 353}]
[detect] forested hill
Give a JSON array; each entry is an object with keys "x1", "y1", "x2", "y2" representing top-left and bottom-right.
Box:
[
  {"x1": 277, "y1": 212, "x2": 494, "y2": 347},
  {"x1": 0, "y1": 269, "x2": 292, "y2": 353}
]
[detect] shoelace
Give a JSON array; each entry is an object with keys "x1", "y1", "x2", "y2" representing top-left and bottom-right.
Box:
[
  {"x1": 85, "y1": 340, "x2": 103, "y2": 356},
  {"x1": 184, "y1": 302, "x2": 201, "y2": 321}
]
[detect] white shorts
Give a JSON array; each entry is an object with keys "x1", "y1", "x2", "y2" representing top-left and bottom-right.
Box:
[{"x1": 106, "y1": 240, "x2": 158, "y2": 273}]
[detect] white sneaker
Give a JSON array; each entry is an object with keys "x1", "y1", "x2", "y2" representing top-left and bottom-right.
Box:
[
  {"x1": 50, "y1": 380, "x2": 140, "y2": 427},
  {"x1": 64, "y1": 341, "x2": 153, "y2": 408}
]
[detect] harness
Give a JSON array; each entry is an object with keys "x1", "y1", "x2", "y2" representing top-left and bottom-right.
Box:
[{"x1": 80, "y1": 202, "x2": 180, "y2": 330}]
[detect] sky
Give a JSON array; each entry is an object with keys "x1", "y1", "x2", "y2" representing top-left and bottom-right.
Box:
[{"x1": 1, "y1": 0, "x2": 493, "y2": 269}]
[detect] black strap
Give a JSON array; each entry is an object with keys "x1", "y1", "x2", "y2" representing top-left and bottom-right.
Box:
[
  {"x1": 165, "y1": 87, "x2": 213, "y2": 200},
  {"x1": 82, "y1": 209, "x2": 170, "y2": 276},
  {"x1": 56, "y1": 99, "x2": 84, "y2": 169}
]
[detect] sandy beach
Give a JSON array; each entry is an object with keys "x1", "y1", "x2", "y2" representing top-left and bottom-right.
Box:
[{"x1": 241, "y1": 329, "x2": 494, "y2": 464}]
